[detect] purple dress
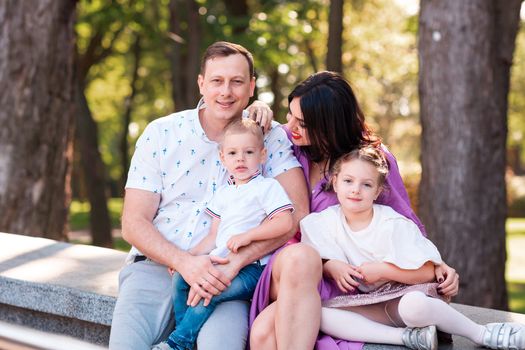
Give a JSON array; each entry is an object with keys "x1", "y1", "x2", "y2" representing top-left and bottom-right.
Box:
[{"x1": 249, "y1": 127, "x2": 425, "y2": 350}]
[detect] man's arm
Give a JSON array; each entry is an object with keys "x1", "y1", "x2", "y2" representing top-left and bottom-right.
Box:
[
  {"x1": 190, "y1": 217, "x2": 220, "y2": 255},
  {"x1": 121, "y1": 188, "x2": 231, "y2": 298}
]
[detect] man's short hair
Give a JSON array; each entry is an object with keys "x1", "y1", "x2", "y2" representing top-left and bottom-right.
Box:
[{"x1": 200, "y1": 41, "x2": 255, "y2": 78}]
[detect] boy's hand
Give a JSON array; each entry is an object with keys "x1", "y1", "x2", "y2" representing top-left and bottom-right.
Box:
[
  {"x1": 324, "y1": 260, "x2": 363, "y2": 293},
  {"x1": 359, "y1": 261, "x2": 388, "y2": 284},
  {"x1": 227, "y1": 233, "x2": 252, "y2": 253}
]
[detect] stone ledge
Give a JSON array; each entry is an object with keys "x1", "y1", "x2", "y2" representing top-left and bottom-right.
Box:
[
  {"x1": 2, "y1": 232, "x2": 524, "y2": 349},
  {"x1": 0, "y1": 232, "x2": 126, "y2": 345}
]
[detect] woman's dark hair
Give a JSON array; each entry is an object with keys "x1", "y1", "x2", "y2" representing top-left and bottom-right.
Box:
[{"x1": 288, "y1": 71, "x2": 380, "y2": 173}]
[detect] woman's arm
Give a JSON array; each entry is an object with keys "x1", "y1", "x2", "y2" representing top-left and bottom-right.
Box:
[{"x1": 359, "y1": 261, "x2": 436, "y2": 285}]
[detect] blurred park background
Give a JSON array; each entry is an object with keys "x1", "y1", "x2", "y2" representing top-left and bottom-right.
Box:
[{"x1": 1, "y1": 0, "x2": 524, "y2": 314}]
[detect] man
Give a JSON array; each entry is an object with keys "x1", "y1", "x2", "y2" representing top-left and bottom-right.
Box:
[{"x1": 109, "y1": 41, "x2": 309, "y2": 349}]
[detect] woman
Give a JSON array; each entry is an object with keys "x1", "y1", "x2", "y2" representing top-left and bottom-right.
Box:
[{"x1": 249, "y1": 71, "x2": 459, "y2": 350}]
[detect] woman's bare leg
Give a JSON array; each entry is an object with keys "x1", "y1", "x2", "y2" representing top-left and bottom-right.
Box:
[
  {"x1": 250, "y1": 302, "x2": 277, "y2": 349},
  {"x1": 270, "y1": 243, "x2": 322, "y2": 349}
]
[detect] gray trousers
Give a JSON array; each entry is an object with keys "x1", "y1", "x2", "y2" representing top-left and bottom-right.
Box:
[{"x1": 109, "y1": 260, "x2": 249, "y2": 350}]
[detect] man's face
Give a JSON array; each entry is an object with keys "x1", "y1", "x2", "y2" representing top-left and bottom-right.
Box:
[{"x1": 198, "y1": 54, "x2": 255, "y2": 123}]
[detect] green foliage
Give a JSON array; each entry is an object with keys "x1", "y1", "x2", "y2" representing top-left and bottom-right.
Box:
[{"x1": 508, "y1": 24, "x2": 525, "y2": 172}]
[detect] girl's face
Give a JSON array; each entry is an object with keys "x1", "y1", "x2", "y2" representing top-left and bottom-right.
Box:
[
  {"x1": 286, "y1": 97, "x2": 311, "y2": 146},
  {"x1": 333, "y1": 159, "x2": 382, "y2": 215}
]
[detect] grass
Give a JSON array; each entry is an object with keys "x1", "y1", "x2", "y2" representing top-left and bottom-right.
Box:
[
  {"x1": 68, "y1": 199, "x2": 525, "y2": 313},
  {"x1": 506, "y1": 218, "x2": 525, "y2": 314},
  {"x1": 69, "y1": 198, "x2": 123, "y2": 231}
]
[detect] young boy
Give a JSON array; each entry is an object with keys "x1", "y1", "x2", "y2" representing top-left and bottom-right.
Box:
[{"x1": 153, "y1": 118, "x2": 294, "y2": 350}]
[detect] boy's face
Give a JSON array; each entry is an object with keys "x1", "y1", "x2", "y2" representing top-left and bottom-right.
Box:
[
  {"x1": 198, "y1": 54, "x2": 255, "y2": 124},
  {"x1": 333, "y1": 159, "x2": 382, "y2": 216},
  {"x1": 219, "y1": 132, "x2": 266, "y2": 185}
]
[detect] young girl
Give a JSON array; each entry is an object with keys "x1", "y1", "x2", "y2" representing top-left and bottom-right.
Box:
[{"x1": 301, "y1": 145, "x2": 525, "y2": 350}]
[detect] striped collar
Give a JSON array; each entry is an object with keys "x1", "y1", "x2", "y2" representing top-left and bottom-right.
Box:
[{"x1": 227, "y1": 170, "x2": 261, "y2": 186}]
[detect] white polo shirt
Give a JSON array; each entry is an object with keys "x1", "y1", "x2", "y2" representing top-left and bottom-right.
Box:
[
  {"x1": 125, "y1": 99, "x2": 300, "y2": 261},
  {"x1": 206, "y1": 172, "x2": 294, "y2": 264}
]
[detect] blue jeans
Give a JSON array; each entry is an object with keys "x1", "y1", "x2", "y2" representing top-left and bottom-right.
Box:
[{"x1": 166, "y1": 263, "x2": 264, "y2": 350}]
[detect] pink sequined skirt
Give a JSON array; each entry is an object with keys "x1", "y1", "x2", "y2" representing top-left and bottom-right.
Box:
[{"x1": 323, "y1": 282, "x2": 445, "y2": 308}]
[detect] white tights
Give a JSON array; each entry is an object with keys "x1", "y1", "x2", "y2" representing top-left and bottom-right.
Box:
[{"x1": 320, "y1": 291, "x2": 486, "y2": 346}]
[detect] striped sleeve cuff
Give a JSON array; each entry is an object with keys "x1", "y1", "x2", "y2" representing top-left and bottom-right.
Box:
[
  {"x1": 205, "y1": 207, "x2": 221, "y2": 219},
  {"x1": 267, "y1": 204, "x2": 294, "y2": 220}
]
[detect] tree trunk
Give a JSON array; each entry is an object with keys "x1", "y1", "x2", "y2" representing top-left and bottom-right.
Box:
[
  {"x1": 418, "y1": 0, "x2": 521, "y2": 310},
  {"x1": 75, "y1": 85, "x2": 113, "y2": 248},
  {"x1": 169, "y1": 0, "x2": 201, "y2": 111},
  {"x1": 120, "y1": 33, "x2": 142, "y2": 191},
  {"x1": 326, "y1": 0, "x2": 344, "y2": 72},
  {"x1": 0, "y1": 0, "x2": 76, "y2": 240}
]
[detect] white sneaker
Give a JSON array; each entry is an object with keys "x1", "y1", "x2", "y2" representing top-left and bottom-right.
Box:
[
  {"x1": 402, "y1": 325, "x2": 438, "y2": 350},
  {"x1": 482, "y1": 323, "x2": 525, "y2": 350}
]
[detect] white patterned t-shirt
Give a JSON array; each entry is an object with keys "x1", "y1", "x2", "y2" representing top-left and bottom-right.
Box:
[{"x1": 125, "y1": 99, "x2": 300, "y2": 261}]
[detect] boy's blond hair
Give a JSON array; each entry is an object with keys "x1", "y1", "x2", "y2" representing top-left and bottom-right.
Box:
[{"x1": 221, "y1": 118, "x2": 264, "y2": 149}]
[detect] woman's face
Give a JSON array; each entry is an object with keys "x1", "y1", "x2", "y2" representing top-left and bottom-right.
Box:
[{"x1": 286, "y1": 97, "x2": 311, "y2": 146}]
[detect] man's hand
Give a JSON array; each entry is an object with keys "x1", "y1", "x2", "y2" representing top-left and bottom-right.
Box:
[
  {"x1": 247, "y1": 100, "x2": 273, "y2": 134},
  {"x1": 176, "y1": 254, "x2": 231, "y2": 303},
  {"x1": 435, "y1": 261, "x2": 459, "y2": 298},
  {"x1": 227, "y1": 233, "x2": 252, "y2": 253},
  {"x1": 187, "y1": 255, "x2": 242, "y2": 307},
  {"x1": 324, "y1": 260, "x2": 363, "y2": 293}
]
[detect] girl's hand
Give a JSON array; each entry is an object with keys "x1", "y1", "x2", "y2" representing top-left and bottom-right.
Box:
[
  {"x1": 324, "y1": 260, "x2": 363, "y2": 293},
  {"x1": 435, "y1": 262, "x2": 459, "y2": 298},
  {"x1": 246, "y1": 100, "x2": 273, "y2": 134},
  {"x1": 359, "y1": 261, "x2": 388, "y2": 284},
  {"x1": 227, "y1": 233, "x2": 252, "y2": 253}
]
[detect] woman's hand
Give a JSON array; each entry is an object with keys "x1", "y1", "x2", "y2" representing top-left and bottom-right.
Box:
[
  {"x1": 359, "y1": 261, "x2": 389, "y2": 285},
  {"x1": 246, "y1": 100, "x2": 273, "y2": 134},
  {"x1": 435, "y1": 262, "x2": 459, "y2": 298},
  {"x1": 323, "y1": 259, "x2": 363, "y2": 293}
]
